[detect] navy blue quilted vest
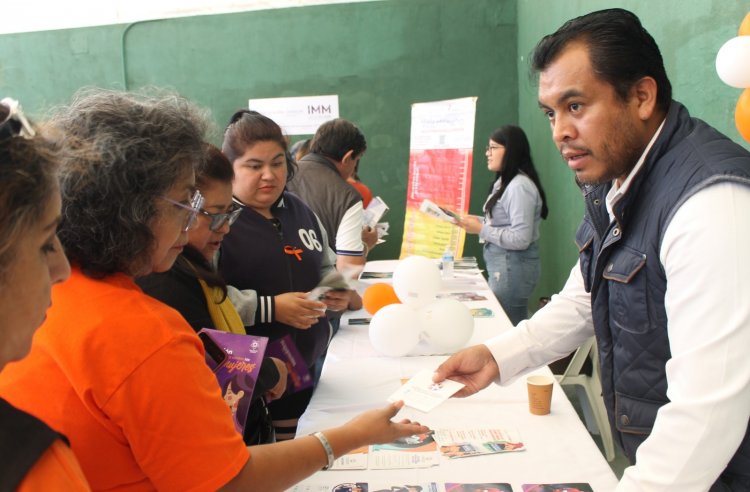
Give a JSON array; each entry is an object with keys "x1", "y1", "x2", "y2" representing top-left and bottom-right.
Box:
[{"x1": 575, "y1": 101, "x2": 750, "y2": 488}]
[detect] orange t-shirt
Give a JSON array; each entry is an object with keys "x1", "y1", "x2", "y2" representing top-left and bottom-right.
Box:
[
  {"x1": 0, "y1": 268, "x2": 249, "y2": 491},
  {"x1": 18, "y1": 439, "x2": 90, "y2": 492}
]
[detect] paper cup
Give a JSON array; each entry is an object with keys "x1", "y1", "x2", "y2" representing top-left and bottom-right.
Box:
[{"x1": 526, "y1": 375, "x2": 554, "y2": 415}]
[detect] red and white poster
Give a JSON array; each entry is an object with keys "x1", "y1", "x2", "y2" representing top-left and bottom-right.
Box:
[{"x1": 400, "y1": 97, "x2": 476, "y2": 259}]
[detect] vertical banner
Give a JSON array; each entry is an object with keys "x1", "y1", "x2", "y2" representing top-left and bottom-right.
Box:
[
  {"x1": 248, "y1": 95, "x2": 339, "y2": 135},
  {"x1": 400, "y1": 97, "x2": 477, "y2": 259}
]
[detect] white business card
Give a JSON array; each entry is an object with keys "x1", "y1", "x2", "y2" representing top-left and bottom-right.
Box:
[{"x1": 387, "y1": 370, "x2": 465, "y2": 413}]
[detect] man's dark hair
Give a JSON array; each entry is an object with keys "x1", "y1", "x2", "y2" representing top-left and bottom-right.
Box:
[
  {"x1": 531, "y1": 8, "x2": 672, "y2": 112},
  {"x1": 310, "y1": 118, "x2": 367, "y2": 161}
]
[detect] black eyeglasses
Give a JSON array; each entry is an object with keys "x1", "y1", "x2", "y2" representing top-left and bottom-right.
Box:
[
  {"x1": 486, "y1": 145, "x2": 503, "y2": 153},
  {"x1": 199, "y1": 205, "x2": 242, "y2": 231},
  {"x1": 0, "y1": 98, "x2": 36, "y2": 141},
  {"x1": 160, "y1": 190, "x2": 205, "y2": 232}
]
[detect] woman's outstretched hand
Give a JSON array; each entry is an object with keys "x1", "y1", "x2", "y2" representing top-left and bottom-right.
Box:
[{"x1": 343, "y1": 401, "x2": 430, "y2": 445}]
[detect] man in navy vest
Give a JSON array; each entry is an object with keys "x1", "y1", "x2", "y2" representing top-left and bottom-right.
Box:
[{"x1": 434, "y1": 8, "x2": 750, "y2": 490}]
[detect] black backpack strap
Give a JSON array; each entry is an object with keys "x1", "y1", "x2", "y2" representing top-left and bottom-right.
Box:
[{"x1": 0, "y1": 398, "x2": 63, "y2": 491}]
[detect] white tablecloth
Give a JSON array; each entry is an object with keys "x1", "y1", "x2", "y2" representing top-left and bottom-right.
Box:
[{"x1": 293, "y1": 260, "x2": 618, "y2": 491}]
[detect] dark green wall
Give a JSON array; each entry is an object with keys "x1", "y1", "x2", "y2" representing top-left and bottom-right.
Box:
[
  {"x1": 0, "y1": 0, "x2": 518, "y2": 263},
  {"x1": 3, "y1": 0, "x2": 747, "y2": 311},
  {"x1": 516, "y1": 0, "x2": 750, "y2": 311}
]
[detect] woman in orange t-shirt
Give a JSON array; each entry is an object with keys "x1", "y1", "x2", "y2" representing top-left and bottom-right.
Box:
[
  {"x1": 0, "y1": 98, "x2": 89, "y2": 491},
  {"x1": 0, "y1": 89, "x2": 428, "y2": 491}
]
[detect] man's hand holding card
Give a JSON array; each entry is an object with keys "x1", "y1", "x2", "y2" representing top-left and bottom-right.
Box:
[{"x1": 388, "y1": 370, "x2": 465, "y2": 413}]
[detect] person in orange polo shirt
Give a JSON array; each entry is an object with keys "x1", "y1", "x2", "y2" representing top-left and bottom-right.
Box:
[
  {"x1": 0, "y1": 98, "x2": 89, "y2": 491},
  {"x1": 0, "y1": 89, "x2": 428, "y2": 491}
]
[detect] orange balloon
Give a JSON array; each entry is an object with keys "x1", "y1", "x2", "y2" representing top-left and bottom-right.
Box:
[
  {"x1": 362, "y1": 283, "x2": 401, "y2": 315},
  {"x1": 736, "y1": 88, "x2": 750, "y2": 144},
  {"x1": 739, "y1": 12, "x2": 750, "y2": 36}
]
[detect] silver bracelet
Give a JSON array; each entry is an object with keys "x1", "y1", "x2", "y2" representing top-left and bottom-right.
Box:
[{"x1": 311, "y1": 431, "x2": 335, "y2": 470}]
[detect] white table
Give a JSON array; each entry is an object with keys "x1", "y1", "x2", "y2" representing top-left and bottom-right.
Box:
[{"x1": 293, "y1": 260, "x2": 618, "y2": 491}]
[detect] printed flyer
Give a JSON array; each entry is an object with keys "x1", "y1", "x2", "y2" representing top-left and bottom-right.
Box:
[
  {"x1": 266, "y1": 334, "x2": 314, "y2": 394},
  {"x1": 433, "y1": 428, "x2": 525, "y2": 459},
  {"x1": 197, "y1": 329, "x2": 268, "y2": 436},
  {"x1": 369, "y1": 432, "x2": 440, "y2": 469}
]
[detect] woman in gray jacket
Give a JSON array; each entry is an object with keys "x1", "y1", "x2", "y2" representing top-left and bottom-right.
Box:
[{"x1": 458, "y1": 125, "x2": 548, "y2": 325}]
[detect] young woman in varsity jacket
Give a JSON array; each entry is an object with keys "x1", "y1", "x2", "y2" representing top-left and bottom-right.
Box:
[{"x1": 220, "y1": 110, "x2": 355, "y2": 441}]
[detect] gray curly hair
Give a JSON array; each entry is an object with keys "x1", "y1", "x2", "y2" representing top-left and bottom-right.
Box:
[{"x1": 53, "y1": 88, "x2": 211, "y2": 278}]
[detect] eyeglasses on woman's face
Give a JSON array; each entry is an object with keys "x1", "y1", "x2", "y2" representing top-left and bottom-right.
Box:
[
  {"x1": 486, "y1": 144, "x2": 503, "y2": 153},
  {"x1": 160, "y1": 190, "x2": 204, "y2": 232},
  {"x1": 199, "y1": 204, "x2": 242, "y2": 232}
]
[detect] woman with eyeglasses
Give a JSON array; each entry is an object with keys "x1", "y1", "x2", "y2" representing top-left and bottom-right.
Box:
[
  {"x1": 138, "y1": 144, "x2": 258, "y2": 333},
  {"x1": 0, "y1": 99, "x2": 89, "y2": 490},
  {"x1": 0, "y1": 89, "x2": 426, "y2": 491},
  {"x1": 137, "y1": 144, "x2": 287, "y2": 445},
  {"x1": 457, "y1": 125, "x2": 548, "y2": 325}
]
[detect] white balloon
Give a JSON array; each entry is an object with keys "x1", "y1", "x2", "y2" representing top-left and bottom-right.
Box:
[
  {"x1": 392, "y1": 255, "x2": 442, "y2": 308},
  {"x1": 368, "y1": 304, "x2": 421, "y2": 357},
  {"x1": 716, "y1": 36, "x2": 750, "y2": 88},
  {"x1": 418, "y1": 299, "x2": 474, "y2": 353}
]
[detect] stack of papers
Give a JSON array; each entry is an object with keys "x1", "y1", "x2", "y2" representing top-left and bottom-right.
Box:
[{"x1": 455, "y1": 257, "x2": 478, "y2": 269}]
